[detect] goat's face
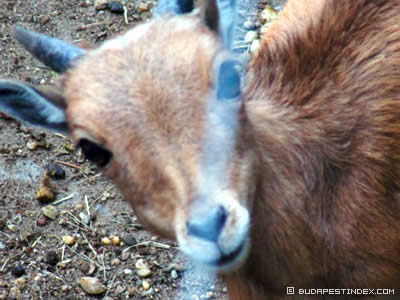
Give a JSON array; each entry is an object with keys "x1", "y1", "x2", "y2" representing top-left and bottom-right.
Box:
[
  {"x1": 0, "y1": 4, "x2": 256, "y2": 270},
  {"x1": 64, "y1": 15, "x2": 255, "y2": 270}
]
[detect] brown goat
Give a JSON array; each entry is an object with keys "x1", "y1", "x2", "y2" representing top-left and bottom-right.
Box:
[{"x1": 0, "y1": 0, "x2": 400, "y2": 299}]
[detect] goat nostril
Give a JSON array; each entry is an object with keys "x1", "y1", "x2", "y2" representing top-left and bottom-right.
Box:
[{"x1": 186, "y1": 205, "x2": 228, "y2": 242}]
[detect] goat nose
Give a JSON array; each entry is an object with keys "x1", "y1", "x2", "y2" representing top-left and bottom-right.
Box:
[{"x1": 186, "y1": 205, "x2": 228, "y2": 242}]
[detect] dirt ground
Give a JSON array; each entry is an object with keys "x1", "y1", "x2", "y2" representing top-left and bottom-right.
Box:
[{"x1": 0, "y1": 0, "x2": 280, "y2": 299}]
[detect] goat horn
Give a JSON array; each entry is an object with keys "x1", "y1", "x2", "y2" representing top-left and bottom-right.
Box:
[{"x1": 14, "y1": 26, "x2": 85, "y2": 74}]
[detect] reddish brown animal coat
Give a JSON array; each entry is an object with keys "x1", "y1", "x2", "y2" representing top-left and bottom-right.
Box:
[{"x1": 235, "y1": 0, "x2": 400, "y2": 297}]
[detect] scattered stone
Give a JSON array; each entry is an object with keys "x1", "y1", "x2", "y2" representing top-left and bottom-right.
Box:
[
  {"x1": 137, "y1": 2, "x2": 149, "y2": 13},
  {"x1": 127, "y1": 287, "x2": 136, "y2": 296},
  {"x1": 101, "y1": 237, "x2": 111, "y2": 245},
  {"x1": 14, "y1": 277, "x2": 26, "y2": 286},
  {"x1": 107, "y1": 1, "x2": 124, "y2": 13},
  {"x1": 111, "y1": 258, "x2": 121, "y2": 266},
  {"x1": 89, "y1": 264, "x2": 97, "y2": 276},
  {"x1": 123, "y1": 269, "x2": 133, "y2": 275},
  {"x1": 78, "y1": 277, "x2": 107, "y2": 295},
  {"x1": 62, "y1": 235, "x2": 76, "y2": 246},
  {"x1": 46, "y1": 162, "x2": 66, "y2": 179},
  {"x1": 7, "y1": 224, "x2": 18, "y2": 232},
  {"x1": 123, "y1": 234, "x2": 137, "y2": 246},
  {"x1": 121, "y1": 250, "x2": 130, "y2": 261},
  {"x1": 0, "y1": 290, "x2": 8, "y2": 300},
  {"x1": 12, "y1": 264, "x2": 25, "y2": 277},
  {"x1": 36, "y1": 214, "x2": 48, "y2": 226},
  {"x1": 171, "y1": 269, "x2": 178, "y2": 279},
  {"x1": 41, "y1": 205, "x2": 58, "y2": 220},
  {"x1": 115, "y1": 284, "x2": 125, "y2": 294},
  {"x1": 36, "y1": 174, "x2": 55, "y2": 203},
  {"x1": 95, "y1": 0, "x2": 108, "y2": 10},
  {"x1": 244, "y1": 31, "x2": 258, "y2": 43},
  {"x1": 44, "y1": 250, "x2": 59, "y2": 266},
  {"x1": 40, "y1": 15, "x2": 51, "y2": 25},
  {"x1": 136, "y1": 259, "x2": 152, "y2": 277},
  {"x1": 142, "y1": 279, "x2": 150, "y2": 290},
  {"x1": 26, "y1": 139, "x2": 39, "y2": 151},
  {"x1": 79, "y1": 212, "x2": 90, "y2": 225},
  {"x1": 9, "y1": 287, "x2": 21, "y2": 299},
  {"x1": 111, "y1": 235, "x2": 120, "y2": 246},
  {"x1": 75, "y1": 203, "x2": 84, "y2": 211}
]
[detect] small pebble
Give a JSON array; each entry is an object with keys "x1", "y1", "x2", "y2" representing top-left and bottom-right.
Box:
[
  {"x1": 121, "y1": 250, "x2": 130, "y2": 261},
  {"x1": 46, "y1": 162, "x2": 65, "y2": 179},
  {"x1": 79, "y1": 212, "x2": 90, "y2": 225},
  {"x1": 12, "y1": 264, "x2": 25, "y2": 277},
  {"x1": 101, "y1": 237, "x2": 111, "y2": 245},
  {"x1": 44, "y1": 250, "x2": 59, "y2": 266},
  {"x1": 137, "y1": 2, "x2": 149, "y2": 12},
  {"x1": 36, "y1": 214, "x2": 48, "y2": 226},
  {"x1": 9, "y1": 287, "x2": 21, "y2": 299},
  {"x1": 14, "y1": 277, "x2": 26, "y2": 287},
  {"x1": 75, "y1": 203, "x2": 84, "y2": 211},
  {"x1": 62, "y1": 235, "x2": 76, "y2": 246},
  {"x1": 142, "y1": 280, "x2": 150, "y2": 290},
  {"x1": 95, "y1": 0, "x2": 108, "y2": 10},
  {"x1": 111, "y1": 235, "x2": 120, "y2": 246},
  {"x1": 127, "y1": 287, "x2": 136, "y2": 296},
  {"x1": 78, "y1": 277, "x2": 107, "y2": 295},
  {"x1": 107, "y1": 1, "x2": 124, "y2": 13},
  {"x1": 115, "y1": 285, "x2": 125, "y2": 294},
  {"x1": 111, "y1": 258, "x2": 121, "y2": 266},
  {"x1": 41, "y1": 205, "x2": 58, "y2": 220},
  {"x1": 171, "y1": 269, "x2": 178, "y2": 279},
  {"x1": 0, "y1": 290, "x2": 8, "y2": 300},
  {"x1": 36, "y1": 174, "x2": 54, "y2": 203},
  {"x1": 123, "y1": 234, "x2": 137, "y2": 246},
  {"x1": 123, "y1": 269, "x2": 133, "y2": 275},
  {"x1": 26, "y1": 140, "x2": 39, "y2": 151}
]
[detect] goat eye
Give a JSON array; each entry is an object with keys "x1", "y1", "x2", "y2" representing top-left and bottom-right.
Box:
[
  {"x1": 216, "y1": 60, "x2": 241, "y2": 100},
  {"x1": 77, "y1": 138, "x2": 112, "y2": 168}
]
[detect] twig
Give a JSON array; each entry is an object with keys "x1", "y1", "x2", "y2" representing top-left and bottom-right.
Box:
[
  {"x1": 53, "y1": 133, "x2": 67, "y2": 139},
  {"x1": 123, "y1": 5, "x2": 128, "y2": 24},
  {"x1": 0, "y1": 258, "x2": 9, "y2": 272},
  {"x1": 0, "y1": 230, "x2": 12, "y2": 239},
  {"x1": 52, "y1": 193, "x2": 75, "y2": 205},
  {"x1": 65, "y1": 211, "x2": 92, "y2": 231},
  {"x1": 81, "y1": 232, "x2": 97, "y2": 257},
  {"x1": 55, "y1": 160, "x2": 81, "y2": 170},
  {"x1": 105, "y1": 274, "x2": 118, "y2": 297},
  {"x1": 84, "y1": 195, "x2": 91, "y2": 223},
  {"x1": 123, "y1": 240, "x2": 173, "y2": 254},
  {"x1": 64, "y1": 243, "x2": 101, "y2": 268},
  {"x1": 77, "y1": 21, "x2": 111, "y2": 31},
  {"x1": 30, "y1": 236, "x2": 42, "y2": 248}
]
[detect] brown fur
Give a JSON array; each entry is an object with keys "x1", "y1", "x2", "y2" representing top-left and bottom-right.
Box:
[{"x1": 55, "y1": 0, "x2": 400, "y2": 298}]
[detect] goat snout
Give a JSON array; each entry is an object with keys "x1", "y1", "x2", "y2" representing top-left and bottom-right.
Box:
[{"x1": 186, "y1": 205, "x2": 228, "y2": 242}]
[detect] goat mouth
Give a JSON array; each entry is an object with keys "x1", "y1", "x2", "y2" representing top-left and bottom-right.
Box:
[{"x1": 213, "y1": 240, "x2": 247, "y2": 268}]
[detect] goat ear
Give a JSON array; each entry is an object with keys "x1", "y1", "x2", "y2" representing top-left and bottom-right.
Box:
[
  {"x1": 155, "y1": 0, "x2": 194, "y2": 16},
  {"x1": 202, "y1": 0, "x2": 220, "y2": 34},
  {"x1": 0, "y1": 80, "x2": 69, "y2": 134},
  {"x1": 202, "y1": 0, "x2": 237, "y2": 49}
]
